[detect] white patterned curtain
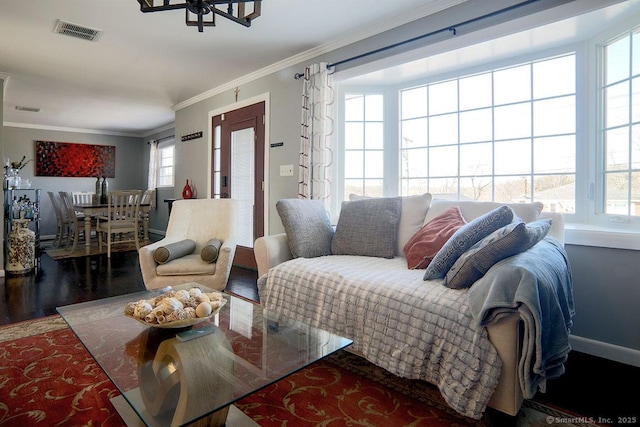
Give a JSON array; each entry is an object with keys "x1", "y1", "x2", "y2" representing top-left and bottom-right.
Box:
[
  {"x1": 298, "y1": 63, "x2": 335, "y2": 211},
  {"x1": 147, "y1": 141, "x2": 158, "y2": 190}
]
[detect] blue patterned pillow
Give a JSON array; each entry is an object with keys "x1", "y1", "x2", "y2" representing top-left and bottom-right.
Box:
[
  {"x1": 443, "y1": 219, "x2": 552, "y2": 289},
  {"x1": 423, "y1": 205, "x2": 515, "y2": 280}
]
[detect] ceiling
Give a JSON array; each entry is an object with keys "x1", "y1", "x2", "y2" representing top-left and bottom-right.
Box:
[
  {"x1": 0, "y1": 0, "x2": 466, "y2": 137},
  {"x1": 341, "y1": 0, "x2": 640, "y2": 85}
]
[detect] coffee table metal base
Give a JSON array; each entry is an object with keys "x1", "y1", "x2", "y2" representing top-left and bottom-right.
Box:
[{"x1": 111, "y1": 393, "x2": 258, "y2": 427}]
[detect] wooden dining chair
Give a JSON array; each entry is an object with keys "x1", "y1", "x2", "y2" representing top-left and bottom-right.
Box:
[
  {"x1": 72, "y1": 191, "x2": 95, "y2": 204},
  {"x1": 96, "y1": 190, "x2": 142, "y2": 258},
  {"x1": 47, "y1": 191, "x2": 70, "y2": 248},
  {"x1": 58, "y1": 191, "x2": 88, "y2": 252},
  {"x1": 139, "y1": 189, "x2": 155, "y2": 243},
  {"x1": 72, "y1": 191, "x2": 96, "y2": 216}
]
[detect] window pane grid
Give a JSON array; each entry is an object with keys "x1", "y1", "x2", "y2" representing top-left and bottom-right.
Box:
[
  {"x1": 157, "y1": 145, "x2": 174, "y2": 187},
  {"x1": 601, "y1": 28, "x2": 640, "y2": 217},
  {"x1": 400, "y1": 53, "x2": 576, "y2": 211},
  {"x1": 344, "y1": 93, "x2": 384, "y2": 197}
]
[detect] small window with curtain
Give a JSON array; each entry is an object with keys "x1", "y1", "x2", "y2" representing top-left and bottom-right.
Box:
[{"x1": 157, "y1": 142, "x2": 175, "y2": 187}]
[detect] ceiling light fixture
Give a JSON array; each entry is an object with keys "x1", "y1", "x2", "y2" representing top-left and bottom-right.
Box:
[{"x1": 137, "y1": 0, "x2": 261, "y2": 33}]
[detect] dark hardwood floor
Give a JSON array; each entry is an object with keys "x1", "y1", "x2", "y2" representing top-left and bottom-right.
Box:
[
  {"x1": 0, "y1": 244, "x2": 258, "y2": 325},
  {"x1": 1, "y1": 243, "x2": 638, "y2": 425}
]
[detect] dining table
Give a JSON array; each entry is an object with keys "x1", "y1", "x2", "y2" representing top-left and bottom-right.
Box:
[{"x1": 73, "y1": 201, "x2": 152, "y2": 253}]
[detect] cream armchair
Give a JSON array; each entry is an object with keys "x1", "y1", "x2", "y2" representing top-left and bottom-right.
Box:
[{"x1": 139, "y1": 198, "x2": 238, "y2": 291}]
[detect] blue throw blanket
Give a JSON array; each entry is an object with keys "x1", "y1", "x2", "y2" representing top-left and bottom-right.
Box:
[{"x1": 466, "y1": 237, "x2": 575, "y2": 399}]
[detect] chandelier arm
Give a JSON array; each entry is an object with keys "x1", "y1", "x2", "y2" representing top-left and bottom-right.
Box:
[
  {"x1": 211, "y1": 7, "x2": 252, "y2": 27},
  {"x1": 137, "y1": 0, "x2": 261, "y2": 31},
  {"x1": 138, "y1": 0, "x2": 187, "y2": 12}
]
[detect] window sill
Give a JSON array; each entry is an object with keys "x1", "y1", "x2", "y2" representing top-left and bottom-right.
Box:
[{"x1": 564, "y1": 224, "x2": 640, "y2": 251}]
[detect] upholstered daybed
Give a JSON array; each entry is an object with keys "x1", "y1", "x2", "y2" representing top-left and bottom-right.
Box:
[{"x1": 254, "y1": 196, "x2": 574, "y2": 420}]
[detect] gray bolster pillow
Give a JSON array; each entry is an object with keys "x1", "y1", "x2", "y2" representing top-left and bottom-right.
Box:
[
  {"x1": 153, "y1": 239, "x2": 196, "y2": 264},
  {"x1": 201, "y1": 238, "x2": 222, "y2": 263}
]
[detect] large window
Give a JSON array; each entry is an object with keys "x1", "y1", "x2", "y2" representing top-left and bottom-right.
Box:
[
  {"x1": 337, "y1": 10, "x2": 640, "y2": 245},
  {"x1": 341, "y1": 54, "x2": 576, "y2": 213},
  {"x1": 399, "y1": 54, "x2": 576, "y2": 213},
  {"x1": 600, "y1": 28, "x2": 640, "y2": 217}
]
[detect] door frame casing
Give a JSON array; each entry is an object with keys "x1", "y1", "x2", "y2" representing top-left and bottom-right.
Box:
[{"x1": 208, "y1": 93, "x2": 270, "y2": 238}]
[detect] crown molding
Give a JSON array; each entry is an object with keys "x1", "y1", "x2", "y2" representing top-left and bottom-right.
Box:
[
  {"x1": 3, "y1": 121, "x2": 142, "y2": 138},
  {"x1": 172, "y1": 0, "x2": 466, "y2": 111}
]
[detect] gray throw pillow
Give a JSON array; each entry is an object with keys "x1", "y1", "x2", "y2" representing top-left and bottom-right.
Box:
[
  {"x1": 200, "y1": 238, "x2": 222, "y2": 263},
  {"x1": 444, "y1": 219, "x2": 552, "y2": 289},
  {"x1": 331, "y1": 197, "x2": 402, "y2": 259},
  {"x1": 276, "y1": 199, "x2": 334, "y2": 258},
  {"x1": 154, "y1": 239, "x2": 196, "y2": 264},
  {"x1": 350, "y1": 193, "x2": 433, "y2": 256},
  {"x1": 423, "y1": 205, "x2": 515, "y2": 280}
]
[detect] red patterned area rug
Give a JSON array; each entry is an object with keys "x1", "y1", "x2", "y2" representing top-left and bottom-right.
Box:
[{"x1": 0, "y1": 316, "x2": 600, "y2": 427}]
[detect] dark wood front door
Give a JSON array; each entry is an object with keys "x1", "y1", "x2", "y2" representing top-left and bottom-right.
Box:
[{"x1": 211, "y1": 102, "x2": 265, "y2": 270}]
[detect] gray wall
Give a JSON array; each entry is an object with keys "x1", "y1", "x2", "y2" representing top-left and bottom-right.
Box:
[
  {"x1": 2, "y1": 126, "x2": 145, "y2": 239},
  {"x1": 175, "y1": 72, "x2": 301, "y2": 235},
  {"x1": 564, "y1": 245, "x2": 640, "y2": 363}
]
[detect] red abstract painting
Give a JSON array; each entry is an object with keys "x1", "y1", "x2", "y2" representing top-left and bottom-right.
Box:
[{"x1": 35, "y1": 141, "x2": 115, "y2": 177}]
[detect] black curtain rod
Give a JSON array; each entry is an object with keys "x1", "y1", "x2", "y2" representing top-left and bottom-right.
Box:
[
  {"x1": 326, "y1": 0, "x2": 540, "y2": 70},
  {"x1": 148, "y1": 135, "x2": 175, "y2": 144}
]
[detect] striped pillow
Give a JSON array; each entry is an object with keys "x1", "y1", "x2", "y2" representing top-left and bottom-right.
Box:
[
  {"x1": 423, "y1": 205, "x2": 515, "y2": 280},
  {"x1": 443, "y1": 219, "x2": 552, "y2": 289}
]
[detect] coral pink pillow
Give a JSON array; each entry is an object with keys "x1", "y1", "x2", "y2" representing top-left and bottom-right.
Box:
[{"x1": 403, "y1": 206, "x2": 466, "y2": 269}]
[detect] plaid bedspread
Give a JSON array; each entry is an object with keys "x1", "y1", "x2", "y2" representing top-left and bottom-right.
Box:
[{"x1": 258, "y1": 255, "x2": 502, "y2": 419}]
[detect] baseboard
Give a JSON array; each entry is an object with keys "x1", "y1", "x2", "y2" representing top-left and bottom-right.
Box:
[{"x1": 570, "y1": 334, "x2": 640, "y2": 368}]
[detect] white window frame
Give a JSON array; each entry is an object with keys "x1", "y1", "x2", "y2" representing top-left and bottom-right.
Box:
[
  {"x1": 156, "y1": 140, "x2": 175, "y2": 188},
  {"x1": 589, "y1": 24, "x2": 640, "y2": 228},
  {"x1": 338, "y1": 46, "x2": 582, "y2": 219},
  {"x1": 398, "y1": 52, "x2": 577, "y2": 210},
  {"x1": 336, "y1": 24, "x2": 640, "y2": 249}
]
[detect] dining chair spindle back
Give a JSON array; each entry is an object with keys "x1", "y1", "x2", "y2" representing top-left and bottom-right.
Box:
[{"x1": 96, "y1": 190, "x2": 143, "y2": 258}]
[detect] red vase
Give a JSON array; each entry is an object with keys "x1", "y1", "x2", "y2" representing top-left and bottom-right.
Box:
[{"x1": 182, "y1": 179, "x2": 193, "y2": 199}]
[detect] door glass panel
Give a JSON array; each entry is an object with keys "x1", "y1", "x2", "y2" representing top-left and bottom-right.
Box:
[
  {"x1": 213, "y1": 125, "x2": 221, "y2": 196},
  {"x1": 231, "y1": 128, "x2": 255, "y2": 248}
]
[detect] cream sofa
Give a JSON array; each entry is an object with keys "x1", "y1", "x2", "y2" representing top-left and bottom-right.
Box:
[{"x1": 255, "y1": 197, "x2": 570, "y2": 418}]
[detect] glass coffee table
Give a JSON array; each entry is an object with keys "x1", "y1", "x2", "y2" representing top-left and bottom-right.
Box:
[{"x1": 57, "y1": 283, "x2": 352, "y2": 427}]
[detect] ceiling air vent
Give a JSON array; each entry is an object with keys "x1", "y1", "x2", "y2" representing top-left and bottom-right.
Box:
[
  {"x1": 54, "y1": 19, "x2": 102, "y2": 42},
  {"x1": 15, "y1": 106, "x2": 41, "y2": 113}
]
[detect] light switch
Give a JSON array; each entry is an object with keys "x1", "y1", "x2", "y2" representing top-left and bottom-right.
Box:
[{"x1": 280, "y1": 164, "x2": 294, "y2": 176}]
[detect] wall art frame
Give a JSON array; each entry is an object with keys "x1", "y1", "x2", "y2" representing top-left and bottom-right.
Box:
[{"x1": 35, "y1": 141, "x2": 116, "y2": 178}]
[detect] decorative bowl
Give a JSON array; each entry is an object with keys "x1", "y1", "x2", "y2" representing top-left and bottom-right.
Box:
[
  {"x1": 124, "y1": 286, "x2": 227, "y2": 329},
  {"x1": 126, "y1": 298, "x2": 226, "y2": 329}
]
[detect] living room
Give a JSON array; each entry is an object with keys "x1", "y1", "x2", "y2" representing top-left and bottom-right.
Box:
[{"x1": 1, "y1": 0, "x2": 640, "y2": 425}]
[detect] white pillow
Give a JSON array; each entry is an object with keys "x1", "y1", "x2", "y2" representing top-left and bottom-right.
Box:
[{"x1": 424, "y1": 200, "x2": 543, "y2": 224}]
